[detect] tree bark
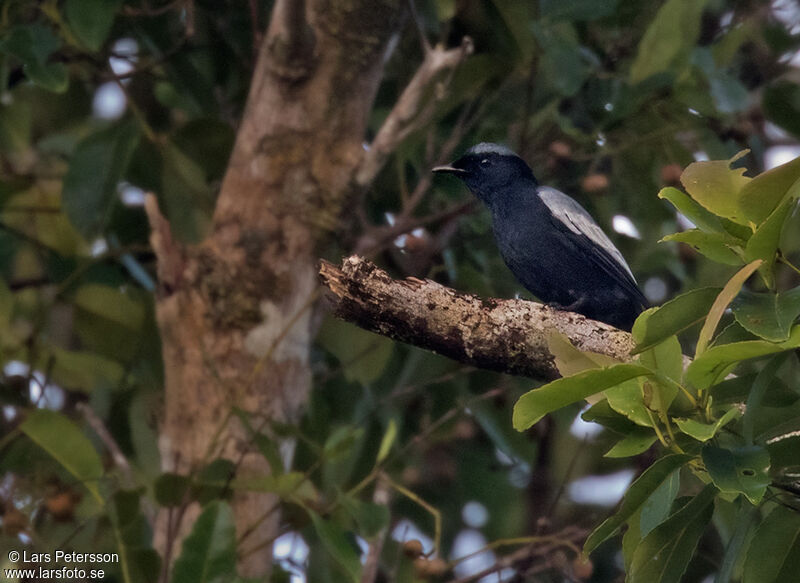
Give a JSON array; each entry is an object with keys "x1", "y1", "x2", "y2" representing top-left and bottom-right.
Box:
[
  {"x1": 319, "y1": 256, "x2": 636, "y2": 380},
  {"x1": 149, "y1": 1, "x2": 407, "y2": 577}
]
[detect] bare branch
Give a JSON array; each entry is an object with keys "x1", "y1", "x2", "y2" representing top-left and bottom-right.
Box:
[
  {"x1": 355, "y1": 38, "x2": 474, "y2": 189},
  {"x1": 319, "y1": 256, "x2": 635, "y2": 381}
]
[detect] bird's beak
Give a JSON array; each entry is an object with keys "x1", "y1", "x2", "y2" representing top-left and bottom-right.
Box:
[{"x1": 432, "y1": 165, "x2": 467, "y2": 175}]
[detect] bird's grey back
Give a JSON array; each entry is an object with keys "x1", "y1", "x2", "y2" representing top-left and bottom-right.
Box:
[{"x1": 536, "y1": 186, "x2": 636, "y2": 282}]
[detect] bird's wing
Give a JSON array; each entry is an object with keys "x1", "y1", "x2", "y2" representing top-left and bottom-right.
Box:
[{"x1": 536, "y1": 186, "x2": 643, "y2": 295}]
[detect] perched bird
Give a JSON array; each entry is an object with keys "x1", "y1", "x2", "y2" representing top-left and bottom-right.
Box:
[{"x1": 433, "y1": 143, "x2": 647, "y2": 330}]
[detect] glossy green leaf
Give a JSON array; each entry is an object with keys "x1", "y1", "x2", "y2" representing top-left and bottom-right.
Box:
[
  {"x1": 65, "y1": 0, "x2": 122, "y2": 51},
  {"x1": 639, "y1": 469, "x2": 680, "y2": 538},
  {"x1": 0, "y1": 25, "x2": 68, "y2": 92},
  {"x1": 604, "y1": 428, "x2": 657, "y2": 458},
  {"x1": 743, "y1": 507, "x2": 800, "y2": 583},
  {"x1": 629, "y1": 0, "x2": 709, "y2": 83},
  {"x1": 661, "y1": 229, "x2": 744, "y2": 265},
  {"x1": 20, "y1": 409, "x2": 103, "y2": 502},
  {"x1": 764, "y1": 81, "x2": 800, "y2": 139},
  {"x1": 658, "y1": 187, "x2": 726, "y2": 234},
  {"x1": 745, "y1": 196, "x2": 798, "y2": 288},
  {"x1": 513, "y1": 364, "x2": 652, "y2": 430},
  {"x1": 547, "y1": 330, "x2": 619, "y2": 377},
  {"x1": 629, "y1": 485, "x2": 716, "y2": 583},
  {"x1": 732, "y1": 287, "x2": 800, "y2": 342},
  {"x1": 674, "y1": 407, "x2": 740, "y2": 442},
  {"x1": 743, "y1": 353, "x2": 790, "y2": 446},
  {"x1": 680, "y1": 150, "x2": 751, "y2": 225},
  {"x1": 581, "y1": 399, "x2": 638, "y2": 434},
  {"x1": 606, "y1": 380, "x2": 652, "y2": 427},
  {"x1": 687, "y1": 326, "x2": 800, "y2": 389},
  {"x1": 62, "y1": 120, "x2": 141, "y2": 239},
  {"x1": 171, "y1": 501, "x2": 236, "y2": 583},
  {"x1": 532, "y1": 23, "x2": 590, "y2": 96},
  {"x1": 631, "y1": 287, "x2": 722, "y2": 354},
  {"x1": 738, "y1": 154, "x2": 800, "y2": 224},
  {"x1": 710, "y1": 372, "x2": 797, "y2": 407},
  {"x1": 702, "y1": 445, "x2": 770, "y2": 504},
  {"x1": 696, "y1": 259, "x2": 763, "y2": 356},
  {"x1": 309, "y1": 511, "x2": 362, "y2": 582},
  {"x1": 635, "y1": 312, "x2": 683, "y2": 384},
  {"x1": 584, "y1": 454, "x2": 693, "y2": 553}
]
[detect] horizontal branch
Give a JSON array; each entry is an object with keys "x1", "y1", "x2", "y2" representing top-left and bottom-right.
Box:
[{"x1": 319, "y1": 256, "x2": 635, "y2": 381}]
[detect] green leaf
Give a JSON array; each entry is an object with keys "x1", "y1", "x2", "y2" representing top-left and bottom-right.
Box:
[
  {"x1": 538, "y1": 0, "x2": 619, "y2": 20},
  {"x1": 342, "y1": 496, "x2": 390, "y2": 539},
  {"x1": 0, "y1": 25, "x2": 68, "y2": 92},
  {"x1": 742, "y1": 507, "x2": 800, "y2": 583},
  {"x1": 629, "y1": 485, "x2": 716, "y2": 583},
  {"x1": 65, "y1": 0, "x2": 122, "y2": 51},
  {"x1": 674, "y1": 407, "x2": 740, "y2": 442},
  {"x1": 661, "y1": 229, "x2": 744, "y2": 265},
  {"x1": 745, "y1": 196, "x2": 798, "y2": 288},
  {"x1": 232, "y1": 472, "x2": 317, "y2": 505},
  {"x1": 376, "y1": 419, "x2": 397, "y2": 464},
  {"x1": 711, "y1": 373, "x2": 797, "y2": 407},
  {"x1": 109, "y1": 490, "x2": 162, "y2": 583},
  {"x1": 584, "y1": 454, "x2": 693, "y2": 553},
  {"x1": 738, "y1": 154, "x2": 800, "y2": 225},
  {"x1": 629, "y1": 0, "x2": 709, "y2": 84},
  {"x1": 604, "y1": 428, "x2": 657, "y2": 458},
  {"x1": 43, "y1": 346, "x2": 125, "y2": 391},
  {"x1": 606, "y1": 380, "x2": 652, "y2": 427},
  {"x1": 743, "y1": 353, "x2": 790, "y2": 446},
  {"x1": 309, "y1": 511, "x2": 362, "y2": 582},
  {"x1": 171, "y1": 501, "x2": 236, "y2": 583},
  {"x1": 159, "y1": 142, "x2": 215, "y2": 243},
  {"x1": 687, "y1": 326, "x2": 800, "y2": 389},
  {"x1": 631, "y1": 287, "x2": 722, "y2": 354},
  {"x1": 547, "y1": 330, "x2": 619, "y2": 377},
  {"x1": 658, "y1": 186, "x2": 726, "y2": 234},
  {"x1": 635, "y1": 313, "x2": 683, "y2": 384},
  {"x1": 0, "y1": 279, "x2": 13, "y2": 328},
  {"x1": 513, "y1": 364, "x2": 652, "y2": 431},
  {"x1": 639, "y1": 470, "x2": 680, "y2": 538},
  {"x1": 154, "y1": 473, "x2": 191, "y2": 507},
  {"x1": 732, "y1": 286, "x2": 800, "y2": 342},
  {"x1": 20, "y1": 409, "x2": 103, "y2": 502},
  {"x1": 702, "y1": 445, "x2": 770, "y2": 504},
  {"x1": 696, "y1": 260, "x2": 763, "y2": 356},
  {"x1": 680, "y1": 150, "x2": 752, "y2": 225},
  {"x1": 73, "y1": 284, "x2": 145, "y2": 331},
  {"x1": 532, "y1": 22, "x2": 590, "y2": 96},
  {"x1": 62, "y1": 120, "x2": 141, "y2": 239},
  {"x1": 317, "y1": 317, "x2": 394, "y2": 386}
]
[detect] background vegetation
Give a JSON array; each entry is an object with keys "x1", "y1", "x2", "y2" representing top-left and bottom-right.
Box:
[{"x1": 1, "y1": 0, "x2": 800, "y2": 581}]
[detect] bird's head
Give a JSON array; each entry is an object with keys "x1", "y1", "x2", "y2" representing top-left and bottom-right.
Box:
[{"x1": 433, "y1": 143, "x2": 536, "y2": 204}]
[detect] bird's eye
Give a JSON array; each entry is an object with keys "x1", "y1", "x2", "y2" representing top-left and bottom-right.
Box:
[{"x1": 480, "y1": 158, "x2": 491, "y2": 167}]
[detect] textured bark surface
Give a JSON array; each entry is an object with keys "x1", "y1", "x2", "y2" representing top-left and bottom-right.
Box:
[
  {"x1": 320, "y1": 256, "x2": 636, "y2": 380},
  {"x1": 150, "y1": 1, "x2": 406, "y2": 577}
]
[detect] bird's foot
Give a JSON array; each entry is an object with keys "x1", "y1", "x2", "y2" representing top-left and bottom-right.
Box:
[{"x1": 547, "y1": 298, "x2": 587, "y2": 312}]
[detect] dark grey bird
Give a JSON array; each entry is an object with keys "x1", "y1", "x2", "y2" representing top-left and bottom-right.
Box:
[{"x1": 433, "y1": 143, "x2": 647, "y2": 331}]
